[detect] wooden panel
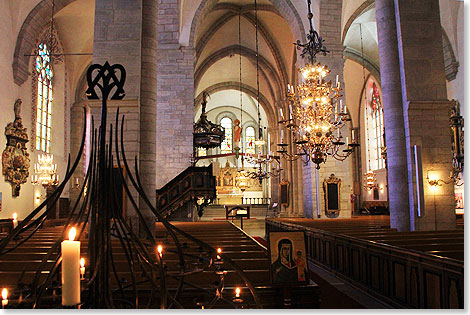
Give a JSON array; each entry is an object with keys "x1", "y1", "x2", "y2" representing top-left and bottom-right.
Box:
[
  {"x1": 409, "y1": 267, "x2": 419, "y2": 307},
  {"x1": 424, "y1": 271, "x2": 442, "y2": 308},
  {"x1": 336, "y1": 244, "x2": 344, "y2": 271},
  {"x1": 393, "y1": 262, "x2": 406, "y2": 301},
  {"x1": 370, "y1": 255, "x2": 380, "y2": 289},
  {"x1": 448, "y1": 279, "x2": 461, "y2": 309},
  {"x1": 352, "y1": 249, "x2": 360, "y2": 280}
]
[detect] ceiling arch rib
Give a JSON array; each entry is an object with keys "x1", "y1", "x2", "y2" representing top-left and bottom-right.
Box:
[
  {"x1": 194, "y1": 45, "x2": 283, "y2": 101},
  {"x1": 212, "y1": 3, "x2": 281, "y2": 16},
  {"x1": 188, "y1": 0, "x2": 305, "y2": 51},
  {"x1": 195, "y1": 10, "x2": 289, "y2": 91},
  {"x1": 342, "y1": 0, "x2": 374, "y2": 44},
  {"x1": 343, "y1": 47, "x2": 380, "y2": 84},
  {"x1": 195, "y1": 81, "x2": 276, "y2": 129}
]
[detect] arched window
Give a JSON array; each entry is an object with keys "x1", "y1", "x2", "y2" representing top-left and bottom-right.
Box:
[
  {"x1": 245, "y1": 126, "x2": 255, "y2": 154},
  {"x1": 35, "y1": 43, "x2": 53, "y2": 153},
  {"x1": 365, "y1": 82, "x2": 385, "y2": 170},
  {"x1": 220, "y1": 117, "x2": 232, "y2": 154}
]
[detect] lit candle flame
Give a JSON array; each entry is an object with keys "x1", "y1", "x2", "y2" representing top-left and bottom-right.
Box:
[
  {"x1": 68, "y1": 227, "x2": 76, "y2": 241},
  {"x1": 235, "y1": 287, "x2": 241, "y2": 298},
  {"x1": 217, "y1": 248, "x2": 222, "y2": 254},
  {"x1": 80, "y1": 258, "x2": 85, "y2": 268},
  {"x1": 157, "y1": 245, "x2": 163, "y2": 257},
  {"x1": 2, "y1": 289, "x2": 7, "y2": 300},
  {"x1": 12, "y1": 213, "x2": 17, "y2": 221}
]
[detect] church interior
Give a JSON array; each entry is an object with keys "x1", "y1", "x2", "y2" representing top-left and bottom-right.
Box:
[{"x1": 0, "y1": 0, "x2": 464, "y2": 309}]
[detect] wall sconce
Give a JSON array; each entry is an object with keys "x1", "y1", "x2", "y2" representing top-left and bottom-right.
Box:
[{"x1": 425, "y1": 170, "x2": 451, "y2": 187}]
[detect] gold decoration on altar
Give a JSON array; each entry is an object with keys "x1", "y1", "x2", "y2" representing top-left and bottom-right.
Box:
[{"x1": 2, "y1": 99, "x2": 30, "y2": 196}]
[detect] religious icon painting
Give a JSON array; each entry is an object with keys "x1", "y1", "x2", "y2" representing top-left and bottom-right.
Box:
[{"x1": 268, "y1": 231, "x2": 308, "y2": 284}]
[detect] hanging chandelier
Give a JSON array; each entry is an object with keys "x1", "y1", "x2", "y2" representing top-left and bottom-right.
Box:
[
  {"x1": 277, "y1": 0, "x2": 358, "y2": 169},
  {"x1": 31, "y1": 154, "x2": 59, "y2": 189},
  {"x1": 193, "y1": 92, "x2": 225, "y2": 150},
  {"x1": 363, "y1": 170, "x2": 377, "y2": 190}
]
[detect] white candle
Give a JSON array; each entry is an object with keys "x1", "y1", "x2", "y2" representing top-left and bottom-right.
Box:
[
  {"x1": 337, "y1": 128, "x2": 340, "y2": 138},
  {"x1": 235, "y1": 287, "x2": 241, "y2": 298},
  {"x1": 289, "y1": 105, "x2": 293, "y2": 120},
  {"x1": 346, "y1": 137, "x2": 349, "y2": 146},
  {"x1": 12, "y1": 213, "x2": 17, "y2": 229},
  {"x1": 281, "y1": 130, "x2": 284, "y2": 143},
  {"x1": 352, "y1": 130, "x2": 355, "y2": 142},
  {"x1": 279, "y1": 108, "x2": 284, "y2": 121},
  {"x1": 2, "y1": 288, "x2": 7, "y2": 308},
  {"x1": 61, "y1": 227, "x2": 80, "y2": 306},
  {"x1": 343, "y1": 104, "x2": 347, "y2": 114},
  {"x1": 339, "y1": 100, "x2": 343, "y2": 112},
  {"x1": 157, "y1": 245, "x2": 163, "y2": 258},
  {"x1": 336, "y1": 74, "x2": 339, "y2": 86}
]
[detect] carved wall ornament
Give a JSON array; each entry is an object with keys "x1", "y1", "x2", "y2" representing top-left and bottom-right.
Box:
[{"x1": 2, "y1": 99, "x2": 30, "y2": 196}]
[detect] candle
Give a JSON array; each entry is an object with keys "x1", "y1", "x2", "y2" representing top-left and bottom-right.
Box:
[
  {"x1": 352, "y1": 130, "x2": 355, "y2": 142},
  {"x1": 343, "y1": 104, "x2": 347, "y2": 114},
  {"x1": 61, "y1": 227, "x2": 80, "y2": 306},
  {"x1": 80, "y1": 258, "x2": 85, "y2": 279},
  {"x1": 235, "y1": 287, "x2": 241, "y2": 298},
  {"x1": 281, "y1": 130, "x2": 284, "y2": 143},
  {"x1": 157, "y1": 245, "x2": 163, "y2": 258},
  {"x1": 339, "y1": 100, "x2": 343, "y2": 112},
  {"x1": 346, "y1": 137, "x2": 349, "y2": 146},
  {"x1": 217, "y1": 248, "x2": 222, "y2": 260},
  {"x1": 12, "y1": 213, "x2": 17, "y2": 229},
  {"x1": 289, "y1": 105, "x2": 293, "y2": 120},
  {"x1": 2, "y1": 288, "x2": 7, "y2": 308},
  {"x1": 335, "y1": 74, "x2": 339, "y2": 86},
  {"x1": 279, "y1": 108, "x2": 284, "y2": 121},
  {"x1": 337, "y1": 128, "x2": 340, "y2": 138}
]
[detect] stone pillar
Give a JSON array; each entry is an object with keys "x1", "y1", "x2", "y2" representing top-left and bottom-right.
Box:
[
  {"x1": 156, "y1": 0, "x2": 194, "y2": 189},
  {"x1": 375, "y1": 0, "x2": 410, "y2": 231},
  {"x1": 93, "y1": 0, "x2": 142, "y2": 229},
  {"x1": 139, "y1": 0, "x2": 158, "y2": 222},
  {"x1": 394, "y1": 0, "x2": 455, "y2": 230},
  {"x1": 310, "y1": 0, "x2": 353, "y2": 219}
]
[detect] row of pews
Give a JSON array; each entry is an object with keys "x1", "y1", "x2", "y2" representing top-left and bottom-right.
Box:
[
  {"x1": 0, "y1": 220, "x2": 319, "y2": 308},
  {"x1": 266, "y1": 216, "x2": 464, "y2": 309}
]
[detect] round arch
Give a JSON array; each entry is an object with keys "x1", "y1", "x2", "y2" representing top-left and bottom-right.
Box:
[{"x1": 195, "y1": 82, "x2": 277, "y2": 130}]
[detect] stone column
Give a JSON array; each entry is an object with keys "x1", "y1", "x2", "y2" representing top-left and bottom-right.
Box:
[
  {"x1": 394, "y1": 0, "x2": 455, "y2": 230},
  {"x1": 156, "y1": 0, "x2": 194, "y2": 189},
  {"x1": 139, "y1": 0, "x2": 158, "y2": 224},
  {"x1": 375, "y1": 0, "x2": 410, "y2": 231},
  {"x1": 93, "y1": 0, "x2": 142, "y2": 229},
  {"x1": 311, "y1": 0, "x2": 353, "y2": 219}
]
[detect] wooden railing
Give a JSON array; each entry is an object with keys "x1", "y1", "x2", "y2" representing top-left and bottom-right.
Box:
[{"x1": 265, "y1": 219, "x2": 464, "y2": 309}]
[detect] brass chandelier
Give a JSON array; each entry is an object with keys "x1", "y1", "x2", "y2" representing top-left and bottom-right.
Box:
[{"x1": 277, "y1": 0, "x2": 358, "y2": 169}]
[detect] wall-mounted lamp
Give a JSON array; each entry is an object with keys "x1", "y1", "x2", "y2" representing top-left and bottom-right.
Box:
[{"x1": 425, "y1": 170, "x2": 451, "y2": 187}]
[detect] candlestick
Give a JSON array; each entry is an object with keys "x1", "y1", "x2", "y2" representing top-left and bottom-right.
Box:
[
  {"x1": 61, "y1": 227, "x2": 80, "y2": 306},
  {"x1": 80, "y1": 258, "x2": 85, "y2": 279},
  {"x1": 2, "y1": 288, "x2": 7, "y2": 308},
  {"x1": 12, "y1": 213, "x2": 18, "y2": 229}
]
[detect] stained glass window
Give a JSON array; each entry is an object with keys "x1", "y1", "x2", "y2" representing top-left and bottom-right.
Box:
[
  {"x1": 365, "y1": 82, "x2": 385, "y2": 170},
  {"x1": 220, "y1": 117, "x2": 232, "y2": 154},
  {"x1": 35, "y1": 43, "x2": 53, "y2": 153},
  {"x1": 245, "y1": 127, "x2": 255, "y2": 154}
]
